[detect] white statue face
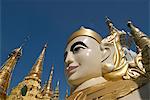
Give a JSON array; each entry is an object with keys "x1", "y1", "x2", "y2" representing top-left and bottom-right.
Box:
[{"x1": 64, "y1": 36, "x2": 103, "y2": 86}]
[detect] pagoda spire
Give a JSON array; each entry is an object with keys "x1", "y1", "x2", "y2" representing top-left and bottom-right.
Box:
[
  {"x1": 25, "y1": 43, "x2": 47, "y2": 83},
  {"x1": 127, "y1": 21, "x2": 150, "y2": 49},
  {"x1": 53, "y1": 81, "x2": 59, "y2": 100},
  {"x1": 65, "y1": 89, "x2": 68, "y2": 99},
  {"x1": 42, "y1": 65, "x2": 54, "y2": 97},
  {"x1": 46, "y1": 64, "x2": 54, "y2": 91},
  {"x1": 0, "y1": 46, "x2": 22, "y2": 99}
]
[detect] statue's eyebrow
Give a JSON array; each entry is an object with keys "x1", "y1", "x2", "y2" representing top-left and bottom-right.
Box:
[{"x1": 70, "y1": 41, "x2": 88, "y2": 51}]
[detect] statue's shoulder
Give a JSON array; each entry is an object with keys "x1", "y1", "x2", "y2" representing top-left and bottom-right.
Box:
[
  {"x1": 86, "y1": 80, "x2": 139, "y2": 100},
  {"x1": 66, "y1": 80, "x2": 141, "y2": 100}
]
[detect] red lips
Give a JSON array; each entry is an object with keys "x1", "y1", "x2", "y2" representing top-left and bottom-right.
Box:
[{"x1": 65, "y1": 66, "x2": 79, "y2": 77}]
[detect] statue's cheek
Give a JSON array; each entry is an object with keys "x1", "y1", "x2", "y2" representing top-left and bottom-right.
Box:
[{"x1": 74, "y1": 49, "x2": 90, "y2": 62}]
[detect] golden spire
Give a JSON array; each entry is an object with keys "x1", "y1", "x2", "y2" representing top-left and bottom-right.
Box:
[
  {"x1": 25, "y1": 43, "x2": 47, "y2": 83},
  {"x1": 0, "y1": 46, "x2": 22, "y2": 98},
  {"x1": 55, "y1": 81, "x2": 59, "y2": 92},
  {"x1": 65, "y1": 89, "x2": 68, "y2": 99},
  {"x1": 42, "y1": 65, "x2": 54, "y2": 97},
  {"x1": 127, "y1": 21, "x2": 150, "y2": 49},
  {"x1": 47, "y1": 64, "x2": 54, "y2": 91},
  {"x1": 53, "y1": 81, "x2": 59, "y2": 100}
]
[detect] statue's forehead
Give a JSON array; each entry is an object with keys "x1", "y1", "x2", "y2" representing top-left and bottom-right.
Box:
[{"x1": 65, "y1": 36, "x2": 99, "y2": 51}]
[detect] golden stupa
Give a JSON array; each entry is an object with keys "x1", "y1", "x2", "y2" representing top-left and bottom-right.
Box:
[{"x1": 0, "y1": 44, "x2": 60, "y2": 100}]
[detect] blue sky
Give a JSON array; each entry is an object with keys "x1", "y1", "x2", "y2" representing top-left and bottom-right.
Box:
[{"x1": 1, "y1": 0, "x2": 149, "y2": 99}]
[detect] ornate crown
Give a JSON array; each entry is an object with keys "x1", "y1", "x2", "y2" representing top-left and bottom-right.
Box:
[{"x1": 67, "y1": 26, "x2": 102, "y2": 44}]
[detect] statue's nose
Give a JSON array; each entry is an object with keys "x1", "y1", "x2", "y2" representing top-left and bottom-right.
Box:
[{"x1": 65, "y1": 51, "x2": 74, "y2": 66}]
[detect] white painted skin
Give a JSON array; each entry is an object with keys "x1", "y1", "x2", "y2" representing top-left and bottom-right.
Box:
[{"x1": 64, "y1": 36, "x2": 107, "y2": 92}]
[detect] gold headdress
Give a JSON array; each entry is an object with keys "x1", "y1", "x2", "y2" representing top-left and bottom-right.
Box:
[{"x1": 67, "y1": 26, "x2": 102, "y2": 44}]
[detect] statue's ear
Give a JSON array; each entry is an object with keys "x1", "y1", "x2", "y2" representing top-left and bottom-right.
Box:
[
  {"x1": 100, "y1": 42, "x2": 115, "y2": 62},
  {"x1": 100, "y1": 42, "x2": 115, "y2": 74}
]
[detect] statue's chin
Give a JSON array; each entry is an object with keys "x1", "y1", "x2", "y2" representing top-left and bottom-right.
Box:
[
  {"x1": 67, "y1": 72, "x2": 87, "y2": 86},
  {"x1": 68, "y1": 75, "x2": 102, "y2": 87},
  {"x1": 68, "y1": 78, "x2": 85, "y2": 87}
]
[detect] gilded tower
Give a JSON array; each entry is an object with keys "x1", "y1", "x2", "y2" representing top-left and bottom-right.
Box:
[
  {"x1": 0, "y1": 47, "x2": 22, "y2": 100},
  {"x1": 7, "y1": 44, "x2": 47, "y2": 100}
]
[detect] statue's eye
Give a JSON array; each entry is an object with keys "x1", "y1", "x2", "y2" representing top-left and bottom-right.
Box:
[{"x1": 73, "y1": 46, "x2": 85, "y2": 53}]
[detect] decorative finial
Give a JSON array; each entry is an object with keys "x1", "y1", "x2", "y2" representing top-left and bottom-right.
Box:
[
  {"x1": 127, "y1": 21, "x2": 140, "y2": 32},
  {"x1": 105, "y1": 16, "x2": 113, "y2": 26},
  {"x1": 127, "y1": 20, "x2": 132, "y2": 26},
  {"x1": 80, "y1": 26, "x2": 85, "y2": 29},
  {"x1": 105, "y1": 17, "x2": 119, "y2": 35},
  {"x1": 44, "y1": 43, "x2": 48, "y2": 48}
]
